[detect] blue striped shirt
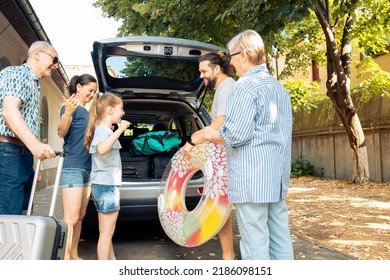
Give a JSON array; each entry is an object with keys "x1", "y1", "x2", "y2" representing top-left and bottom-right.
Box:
[{"x1": 220, "y1": 64, "x2": 292, "y2": 203}]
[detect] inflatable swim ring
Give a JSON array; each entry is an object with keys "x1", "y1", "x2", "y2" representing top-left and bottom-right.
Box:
[{"x1": 158, "y1": 142, "x2": 232, "y2": 247}]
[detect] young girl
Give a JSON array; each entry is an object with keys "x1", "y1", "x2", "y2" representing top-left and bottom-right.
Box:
[{"x1": 84, "y1": 93, "x2": 130, "y2": 260}]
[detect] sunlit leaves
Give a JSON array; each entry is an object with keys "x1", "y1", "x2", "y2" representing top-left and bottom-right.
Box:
[
  {"x1": 352, "y1": 2, "x2": 390, "y2": 56},
  {"x1": 283, "y1": 79, "x2": 326, "y2": 113},
  {"x1": 352, "y1": 56, "x2": 390, "y2": 102}
]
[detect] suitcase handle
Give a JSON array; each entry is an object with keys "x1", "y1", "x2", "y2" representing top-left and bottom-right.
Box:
[{"x1": 27, "y1": 151, "x2": 64, "y2": 216}]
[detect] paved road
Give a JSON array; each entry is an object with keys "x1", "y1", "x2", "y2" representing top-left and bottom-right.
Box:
[{"x1": 33, "y1": 186, "x2": 356, "y2": 260}]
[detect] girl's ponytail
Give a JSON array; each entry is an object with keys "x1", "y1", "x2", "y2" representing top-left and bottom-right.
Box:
[{"x1": 84, "y1": 93, "x2": 99, "y2": 151}]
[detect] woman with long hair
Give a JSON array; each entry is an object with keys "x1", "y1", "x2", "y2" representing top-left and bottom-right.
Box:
[{"x1": 58, "y1": 74, "x2": 97, "y2": 260}]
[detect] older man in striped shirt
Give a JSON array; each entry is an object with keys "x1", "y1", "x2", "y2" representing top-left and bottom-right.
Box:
[{"x1": 204, "y1": 30, "x2": 294, "y2": 260}]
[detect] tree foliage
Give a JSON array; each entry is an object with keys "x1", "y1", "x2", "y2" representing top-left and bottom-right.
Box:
[
  {"x1": 353, "y1": 56, "x2": 390, "y2": 102},
  {"x1": 94, "y1": 0, "x2": 313, "y2": 50},
  {"x1": 284, "y1": 80, "x2": 324, "y2": 112},
  {"x1": 94, "y1": 0, "x2": 241, "y2": 46}
]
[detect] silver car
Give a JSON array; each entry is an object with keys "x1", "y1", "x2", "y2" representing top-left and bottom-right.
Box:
[{"x1": 83, "y1": 36, "x2": 227, "y2": 226}]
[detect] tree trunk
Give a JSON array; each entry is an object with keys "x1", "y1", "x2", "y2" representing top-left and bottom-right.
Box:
[
  {"x1": 314, "y1": 1, "x2": 371, "y2": 183},
  {"x1": 328, "y1": 83, "x2": 371, "y2": 182},
  {"x1": 334, "y1": 107, "x2": 371, "y2": 183}
]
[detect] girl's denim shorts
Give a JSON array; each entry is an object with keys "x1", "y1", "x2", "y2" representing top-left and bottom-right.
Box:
[
  {"x1": 59, "y1": 168, "x2": 91, "y2": 188},
  {"x1": 91, "y1": 184, "x2": 120, "y2": 212}
]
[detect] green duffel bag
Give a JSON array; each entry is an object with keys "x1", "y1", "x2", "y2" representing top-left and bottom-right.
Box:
[{"x1": 131, "y1": 130, "x2": 181, "y2": 156}]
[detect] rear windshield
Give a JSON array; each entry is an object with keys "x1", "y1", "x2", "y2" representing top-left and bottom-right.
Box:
[{"x1": 106, "y1": 56, "x2": 199, "y2": 82}]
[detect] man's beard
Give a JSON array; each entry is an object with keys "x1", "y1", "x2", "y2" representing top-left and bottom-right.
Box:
[{"x1": 207, "y1": 76, "x2": 217, "y2": 89}]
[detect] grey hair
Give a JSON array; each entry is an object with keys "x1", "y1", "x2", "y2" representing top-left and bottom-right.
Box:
[
  {"x1": 227, "y1": 30, "x2": 265, "y2": 65},
  {"x1": 27, "y1": 41, "x2": 53, "y2": 58}
]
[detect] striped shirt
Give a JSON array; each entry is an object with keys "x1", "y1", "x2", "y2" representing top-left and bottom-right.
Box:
[{"x1": 220, "y1": 64, "x2": 292, "y2": 203}]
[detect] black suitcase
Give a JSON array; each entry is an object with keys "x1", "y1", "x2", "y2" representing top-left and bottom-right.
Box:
[
  {"x1": 0, "y1": 152, "x2": 68, "y2": 260},
  {"x1": 152, "y1": 153, "x2": 172, "y2": 179},
  {"x1": 122, "y1": 156, "x2": 151, "y2": 179},
  {"x1": 152, "y1": 149, "x2": 178, "y2": 179}
]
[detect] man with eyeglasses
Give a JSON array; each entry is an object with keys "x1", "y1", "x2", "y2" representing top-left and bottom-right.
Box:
[{"x1": 0, "y1": 41, "x2": 59, "y2": 214}]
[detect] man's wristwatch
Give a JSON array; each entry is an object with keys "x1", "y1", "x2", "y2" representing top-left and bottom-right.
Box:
[{"x1": 188, "y1": 138, "x2": 196, "y2": 146}]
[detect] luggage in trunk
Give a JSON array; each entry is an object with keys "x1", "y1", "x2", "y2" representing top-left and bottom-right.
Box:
[
  {"x1": 151, "y1": 149, "x2": 179, "y2": 179},
  {"x1": 121, "y1": 156, "x2": 151, "y2": 179}
]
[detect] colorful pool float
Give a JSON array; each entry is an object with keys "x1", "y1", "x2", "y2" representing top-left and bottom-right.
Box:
[{"x1": 157, "y1": 142, "x2": 232, "y2": 247}]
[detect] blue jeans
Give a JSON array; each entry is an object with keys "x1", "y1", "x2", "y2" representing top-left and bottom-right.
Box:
[
  {"x1": 0, "y1": 142, "x2": 34, "y2": 214},
  {"x1": 235, "y1": 200, "x2": 294, "y2": 260}
]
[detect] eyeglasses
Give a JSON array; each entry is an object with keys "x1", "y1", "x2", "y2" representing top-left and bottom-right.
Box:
[
  {"x1": 39, "y1": 50, "x2": 59, "y2": 65},
  {"x1": 227, "y1": 51, "x2": 242, "y2": 61}
]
